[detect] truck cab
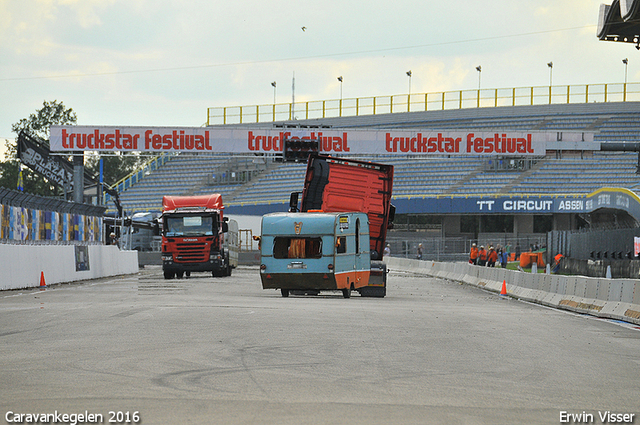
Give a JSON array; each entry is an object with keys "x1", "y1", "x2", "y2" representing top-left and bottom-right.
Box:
[
  {"x1": 260, "y1": 212, "x2": 370, "y2": 298},
  {"x1": 161, "y1": 194, "x2": 232, "y2": 279}
]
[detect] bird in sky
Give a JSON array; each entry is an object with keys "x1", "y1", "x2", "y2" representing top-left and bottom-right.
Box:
[{"x1": 301, "y1": 26, "x2": 306, "y2": 31}]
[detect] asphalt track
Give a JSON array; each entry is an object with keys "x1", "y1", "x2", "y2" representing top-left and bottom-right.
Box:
[{"x1": 1, "y1": 266, "x2": 638, "y2": 425}]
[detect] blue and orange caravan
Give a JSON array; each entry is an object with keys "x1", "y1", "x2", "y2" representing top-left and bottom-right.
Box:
[
  {"x1": 260, "y1": 211, "x2": 371, "y2": 298},
  {"x1": 259, "y1": 153, "x2": 394, "y2": 298}
]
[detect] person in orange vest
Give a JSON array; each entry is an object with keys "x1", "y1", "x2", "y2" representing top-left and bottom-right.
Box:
[
  {"x1": 487, "y1": 246, "x2": 498, "y2": 267},
  {"x1": 478, "y1": 245, "x2": 487, "y2": 266},
  {"x1": 469, "y1": 243, "x2": 479, "y2": 265},
  {"x1": 553, "y1": 253, "x2": 564, "y2": 273}
]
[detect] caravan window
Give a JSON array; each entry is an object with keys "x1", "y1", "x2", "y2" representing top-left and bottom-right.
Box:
[
  {"x1": 336, "y1": 236, "x2": 347, "y2": 254},
  {"x1": 273, "y1": 237, "x2": 322, "y2": 259}
]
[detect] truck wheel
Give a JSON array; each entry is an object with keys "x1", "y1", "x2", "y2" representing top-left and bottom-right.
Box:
[
  {"x1": 342, "y1": 287, "x2": 351, "y2": 298},
  {"x1": 281, "y1": 289, "x2": 290, "y2": 297},
  {"x1": 163, "y1": 271, "x2": 174, "y2": 280},
  {"x1": 224, "y1": 254, "x2": 231, "y2": 276},
  {"x1": 176, "y1": 271, "x2": 184, "y2": 279}
]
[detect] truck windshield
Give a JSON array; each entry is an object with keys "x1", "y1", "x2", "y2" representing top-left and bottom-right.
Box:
[
  {"x1": 165, "y1": 216, "x2": 214, "y2": 237},
  {"x1": 273, "y1": 237, "x2": 322, "y2": 259}
]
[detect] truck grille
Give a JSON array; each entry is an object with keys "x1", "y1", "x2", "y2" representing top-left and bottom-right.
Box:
[{"x1": 174, "y1": 242, "x2": 208, "y2": 263}]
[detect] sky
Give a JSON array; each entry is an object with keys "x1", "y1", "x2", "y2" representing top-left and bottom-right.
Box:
[{"x1": 0, "y1": 0, "x2": 637, "y2": 159}]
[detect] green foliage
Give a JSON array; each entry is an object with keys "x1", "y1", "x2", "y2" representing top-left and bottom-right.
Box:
[
  {"x1": 11, "y1": 100, "x2": 77, "y2": 147},
  {"x1": 0, "y1": 100, "x2": 77, "y2": 196},
  {"x1": 85, "y1": 153, "x2": 143, "y2": 188},
  {"x1": 1, "y1": 99, "x2": 141, "y2": 197},
  {"x1": 0, "y1": 159, "x2": 62, "y2": 195}
]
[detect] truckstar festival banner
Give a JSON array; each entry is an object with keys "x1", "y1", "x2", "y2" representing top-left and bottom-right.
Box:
[{"x1": 49, "y1": 125, "x2": 591, "y2": 156}]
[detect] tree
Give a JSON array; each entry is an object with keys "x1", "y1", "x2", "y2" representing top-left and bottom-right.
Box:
[
  {"x1": 85, "y1": 152, "x2": 143, "y2": 188},
  {"x1": 10, "y1": 100, "x2": 77, "y2": 155},
  {"x1": 0, "y1": 101, "x2": 78, "y2": 196},
  {"x1": 0, "y1": 100, "x2": 142, "y2": 198}
]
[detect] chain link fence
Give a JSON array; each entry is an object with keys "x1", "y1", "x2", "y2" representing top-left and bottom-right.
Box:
[{"x1": 386, "y1": 231, "x2": 548, "y2": 262}]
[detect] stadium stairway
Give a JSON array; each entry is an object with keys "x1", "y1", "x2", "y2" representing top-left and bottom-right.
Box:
[
  {"x1": 113, "y1": 154, "x2": 269, "y2": 214},
  {"x1": 497, "y1": 161, "x2": 546, "y2": 194}
]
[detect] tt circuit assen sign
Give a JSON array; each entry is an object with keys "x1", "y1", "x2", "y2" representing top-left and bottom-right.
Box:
[
  {"x1": 395, "y1": 188, "x2": 640, "y2": 219},
  {"x1": 49, "y1": 126, "x2": 591, "y2": 156}
]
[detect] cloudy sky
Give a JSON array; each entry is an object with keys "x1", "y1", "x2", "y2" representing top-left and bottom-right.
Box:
[{"x1": 0, "y1": 0, "x2": 636, "y2": 157}]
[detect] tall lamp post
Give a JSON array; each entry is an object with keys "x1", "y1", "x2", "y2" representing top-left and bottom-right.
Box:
[
  {"x1": 476, "y1": 65, "x2": 482, "y2": 107},
  {"x1": 623, "y1": 58, "x2": 629, "y2": 101},
  {"x1": 271, "y1": 81, "x2": 276, "y2": 121},
  {"x1": 547, "y1": 62, "x2": 553, "y2": 104},
  {"x1": 406, "y1": 70, "x2": 412, "y2": 112},
  {"x1": 337, "y1": 76, "x2": 343, "y2": 116},
  {"x1": 271, "y1": 81, "x2": 276, "y2": 104}
]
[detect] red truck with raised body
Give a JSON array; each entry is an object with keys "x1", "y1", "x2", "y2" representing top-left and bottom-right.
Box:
[
  {"x1": 161, "y1": 194, "x2": 232, "y2": 279},
  {"x1": 282, "y1": 153, "x2": 395, "y2": 297}
]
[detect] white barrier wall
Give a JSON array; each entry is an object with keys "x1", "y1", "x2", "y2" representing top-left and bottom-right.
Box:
[
  {"x1": 386, "y1": 257, "x2": 640, "y2": 326},
  {"x1": 0, "y1": 244, "x2": 139, "y2": 290}
]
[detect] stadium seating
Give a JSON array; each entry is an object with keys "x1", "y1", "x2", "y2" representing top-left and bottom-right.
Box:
[{"x1": 109, "y1": 102, "x2": 640, "y2": 214}]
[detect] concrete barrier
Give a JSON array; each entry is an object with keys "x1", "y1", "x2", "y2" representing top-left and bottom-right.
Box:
[
  {"x1": 386, "y1": 257, "x2": 640, "y2": 326},
  {"x1": 0, "y1": 244, "x2": 139, "y2": 291}
]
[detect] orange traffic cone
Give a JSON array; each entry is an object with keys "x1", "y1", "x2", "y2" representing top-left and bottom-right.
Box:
[
  {"x1": 39, "y1": 271, "x2": 46, "y2": 288},
  {"x1": 500, "y1": 279, "x2": 507, "y2": 296}
]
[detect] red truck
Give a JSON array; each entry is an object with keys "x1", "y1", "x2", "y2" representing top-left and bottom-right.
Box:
[
  {"x1": 263, "y1": 153, "x2": 394, "y2": 297},
  {"x1": 161, "y1": 194, "x2": 232, "y2": 279}
]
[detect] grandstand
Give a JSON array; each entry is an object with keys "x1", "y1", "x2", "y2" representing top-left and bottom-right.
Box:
[{"x1": 108, "y1": 100, "x2": 640, "y2": 217}]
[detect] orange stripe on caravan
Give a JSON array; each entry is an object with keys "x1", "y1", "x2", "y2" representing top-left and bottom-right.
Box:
[{"x1": 334, "y1": 270, "x2": 370, "y2": 290}]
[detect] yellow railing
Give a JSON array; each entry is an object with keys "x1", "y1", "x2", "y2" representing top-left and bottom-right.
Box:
[{"x1": 207, "y1": 82, "x2": 640, "y2": 126}]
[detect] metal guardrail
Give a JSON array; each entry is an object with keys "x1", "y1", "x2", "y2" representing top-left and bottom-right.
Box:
[
  {"x1": 207, "y1": 82, "x2": 640, "y2": 125},
  {"x1": 0, "y1": 187, "x2": 105, "y2": 216}
]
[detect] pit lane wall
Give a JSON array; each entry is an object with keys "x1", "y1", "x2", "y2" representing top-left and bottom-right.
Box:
[
  {"x1": 386, "y1": 257, "x2": 640, "y2": 326},
  {"x1": 0, "y1": 244, "x2": 138, "y2": 290}
]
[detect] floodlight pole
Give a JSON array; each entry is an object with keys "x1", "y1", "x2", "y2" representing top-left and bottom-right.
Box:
[
  {"x1": 406, "y1": 70, "x2": 412, "y2": 112},
  {"x1": 271, "y1": 81, "x2": 276, "y2": 105},
  {"x1": 548, "y1": 62, "x2": 553, "y2": 104},
  {"x1": 476, "y1": 66, "x2": 482, "y2": 107},
  {"x1": 292, "y1": 72, "x2": 295, "y2": 120},
  {"x1": 271, "y1": 81, "x2": 277, "y2": 121},
  {"x1": 337, "y1": 76, "x2": 343, "y2": 117},
  {"x1": 623, "y1": 58, "x2": 629, "y2": 101}
]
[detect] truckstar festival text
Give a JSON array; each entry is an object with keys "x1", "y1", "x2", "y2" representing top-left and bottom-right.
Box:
[{"x1": 50, "y1": 126, "x2": 588, "y2": 156}]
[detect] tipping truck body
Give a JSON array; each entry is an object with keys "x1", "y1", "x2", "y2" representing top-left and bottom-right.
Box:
[
  {"x1": 161, "y1": 194, "x2": 233, "y2": 279},
  {"x1": 260, "y1": 154, "x2": 394, "y2": 297}
]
